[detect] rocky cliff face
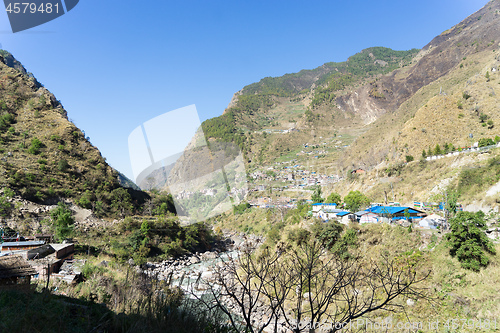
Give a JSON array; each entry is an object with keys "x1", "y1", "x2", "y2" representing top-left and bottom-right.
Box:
[{"x1": 337, "y1": 0, "x2": 500, "y2": 125}]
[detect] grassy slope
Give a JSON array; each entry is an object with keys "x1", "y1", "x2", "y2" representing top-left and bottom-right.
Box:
[{"x1": 0, "y1": 51, "x2": 149, "y2": 217}]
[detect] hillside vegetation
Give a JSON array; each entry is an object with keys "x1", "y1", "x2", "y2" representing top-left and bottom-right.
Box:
[{"x1": 0, "y1": 50, "x2": 148, "y2": 217}]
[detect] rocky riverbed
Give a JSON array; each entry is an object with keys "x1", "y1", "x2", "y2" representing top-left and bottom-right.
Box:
[
  {"x1": 138, "y1": 231, "x2": 334, "y2": 333},
  {"x1": 140, "y1": 232, "x2": 262, "y2": 289}
]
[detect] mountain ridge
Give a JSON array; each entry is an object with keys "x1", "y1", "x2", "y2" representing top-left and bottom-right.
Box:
[{"x1": 196, "y1": 0, "x2": 500, "y2": 208}]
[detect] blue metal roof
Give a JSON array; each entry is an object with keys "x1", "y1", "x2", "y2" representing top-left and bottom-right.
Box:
[
  {"x1": 365, "y1": 206, "x2": 423, "y2": 215},
  {"x1": 1, "y1": 241, "x2": 45, "y2": 247},
  {"x1": 336, "y1": 211, "x2": 351, "y2": 217},
  {"x1": 312, "y1": 203, "x2": 337, "y2": 206}
]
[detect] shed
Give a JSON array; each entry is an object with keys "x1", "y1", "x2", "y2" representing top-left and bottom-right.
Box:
[
  {"x1": 360, "y1": 212, "x2": 379, "y2": 224},
  {"x1": 0, "y1": 255, "x2": 37, "y2": 286}
]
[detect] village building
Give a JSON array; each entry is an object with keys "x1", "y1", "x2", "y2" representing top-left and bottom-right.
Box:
[
  {"x1": 0, "y1": 255, "x2": 37, "y2": 286},
  {"x1": 1, "y1": 240, "x2": 45, "y2": 253},
  {"x1": 356, "y1": 206, "x2": 426, "y2": 224},
  {"x1": 29, "y1": 243, "x2": 75, "y2": 279},
  {"x1": 316, "y1": 209, "x2": 351, "y2": 222},
  {"x1": 312, "y1": 203, "x2": 337, "y2": 213}
]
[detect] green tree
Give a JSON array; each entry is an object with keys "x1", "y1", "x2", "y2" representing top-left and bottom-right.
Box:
[
  {"x1": 110, "y1": 188, "x2": 133, "y2": 217},
  {"x1": 0, "y1": 195, "x2": 13, "y2": 217},
  {"x1": 427, "y1": 147, "x2": 433, "y2": 157},
  {"x1": 434, "y1": 144, "x2": 442, "y2": 155},
  {"x1": 313, "y1": 221, "x2": 344, "y2": 250},
  {"x1": 152, "y1": 193, "x2": 176, "y2": 215},
  {"x1": 325, "y1": 192, "x2": 341, "y2": 205},
  {"x1": 50, "y1": 202, "x2": 75, "y2": 241},
  {"x1": 479, "y1": 113, "x2": 489, "y2": 123},
  {"x1": 343, "y1": 190, "x2": 369, "y2": 212},
  {"x1": 405, "y1": 155, "x2": 414, "y2": 162},
  {"x1": 311, "y1": 186, "x2": 323, "y2": 203},
  {"x1": 404, "y1": 208, "x2": 411, "y2": 221},
  {"x1": 478, "y1": 137, "x2": 495, "y2": 147},
  {"x1": 445, "y1": 191, "x2": 459, "y2": 218},
  {"x1": 78, "y1": 190, "x2": 94, "y2": 209},
  {"x1": 421, "y1": 149, "x2": 427, "y2": 158},
  {"x1": 140, "y1": 219, "x2": 151, "y2": 236},
  {"x1": 446, "y1": 211, "x2": 496, "y2": 271}
]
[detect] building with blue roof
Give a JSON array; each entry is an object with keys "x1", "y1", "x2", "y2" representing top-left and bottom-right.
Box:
[{"x1": 357, "y1": 206, "x2": 426, "y2": 224}]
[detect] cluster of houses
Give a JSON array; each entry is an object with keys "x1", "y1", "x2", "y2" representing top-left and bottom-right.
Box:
[
  {"x1": 0, "y1": 235, "x2": 81, "y2": 287},
  {"x1": 249, "y1": 161, "x2": 342, "y2": 191},
  {"x1": 311, "y1": 202, "x2": 446, "y2": 229},
  {"x1": 176, "y1": 186, "x2": 248, "y2": 201},
  {"x1": 248, "y1": 196, "x2": 296, "y2": 208}
]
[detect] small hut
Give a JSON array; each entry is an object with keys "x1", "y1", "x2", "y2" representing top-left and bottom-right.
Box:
[{"x1": 0, "y1": 255, "x2": 37, "y2": 286}]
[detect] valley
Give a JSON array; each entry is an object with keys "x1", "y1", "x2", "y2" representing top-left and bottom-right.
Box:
[{"x1": 1, "y1": 1, "x2": 500, "y2": 332}]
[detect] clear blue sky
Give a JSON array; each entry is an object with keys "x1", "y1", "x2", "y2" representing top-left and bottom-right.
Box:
[{"x1": 0, "y1": 0, "x2": 490, "y2": 180}]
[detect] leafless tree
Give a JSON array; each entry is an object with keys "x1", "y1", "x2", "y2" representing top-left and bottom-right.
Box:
[
  {"x1": 196, "y1": 237, "x2": 431, "y2": 333},
  {"x1": 194, "y1": 245, "x2": 288, "y2": 333},
  {"x1": 144, "y1": 198, "x2": 154, "y2": 216}
]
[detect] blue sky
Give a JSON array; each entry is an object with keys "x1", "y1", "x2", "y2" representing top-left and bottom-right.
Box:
[{"x1": 0, "y1": 0, "x2": 491, "y2": 180}]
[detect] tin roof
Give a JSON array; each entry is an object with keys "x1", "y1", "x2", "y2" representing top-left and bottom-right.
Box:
[
  {"x1": 312, "y1": 203, "x2": 337, "y2": 206},
  {"x1": 365, "y1": 206, "x2": 424, "y2": 215},
  {"x1": 1, "y1": 241, "x2": 45, "y2": 247}
]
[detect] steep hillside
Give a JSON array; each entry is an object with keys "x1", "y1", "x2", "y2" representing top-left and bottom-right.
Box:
[
  {"x1": 198, "y1": 0, "x2": 500, "y2": 182},
  {"x1": 341, "y1": 0, "x2": 500, "y2": 170},
  {"x1": 0, "y1": 50, "x2": 147, "y2": 216},
  {"x1": 201, "y1": 47, "x2": 419, "y2": 170}
]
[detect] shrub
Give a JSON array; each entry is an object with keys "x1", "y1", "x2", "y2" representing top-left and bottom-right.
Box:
[
  {"x1": 78, "y1": 190, "x2": 94, "y2": 209},
  {"x1": 57, "y1": 159, "x2": 69, "y2": 172},
  {"x1": 446, "y1": 211, "x2": 496, "y2": 271},
  {"x1": 479, "y1": 113, "x2": 489, "y2": 123},
  {"x1": 0, "y1": 196, "x2": 13, "y2": 217},
  {"x1": 478, "y1": 138, "x2": 495, "y2": 147},
  {"x1": 50, "y1": 202, "x2": 75, "y2": 241},
  {"x1": 405, "y1": 155, "x2": 414, "y2": 162},
  {"x1": 0, "y1": 113, "x2": 15, "y2": 131},
  {"x1": 3, "y1": 188, "x2": 14, "y2": 198},
  {"x1": 233, "y1": 202, "x2": 251, "y2": 215},
  {"x1": 27, "y1": 138, "x2": 43, "y2": 154}
]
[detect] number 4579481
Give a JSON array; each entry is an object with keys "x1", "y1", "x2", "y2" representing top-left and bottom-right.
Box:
[{"x1": 6, "y1": 3, "x2": 59, "y2": 14}]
